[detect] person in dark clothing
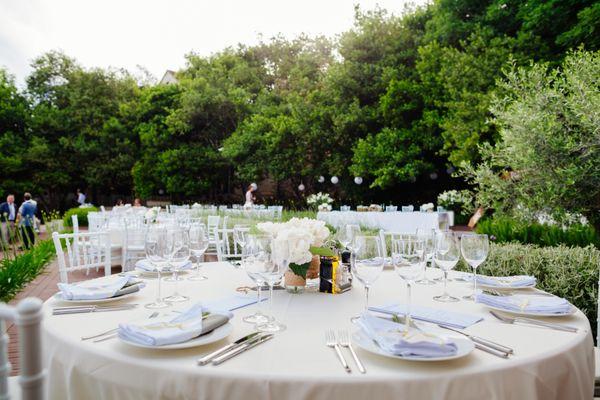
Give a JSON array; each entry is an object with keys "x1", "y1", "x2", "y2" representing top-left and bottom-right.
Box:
[{"x1": 18, "y1": 192, "x2": 37, "y2": 249}]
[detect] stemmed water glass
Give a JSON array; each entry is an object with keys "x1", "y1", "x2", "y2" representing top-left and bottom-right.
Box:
[
  {"x1": 392, "y1": 238, "x2": 424, "y2": 335},
  {"x1": 188, "y1": 223, "x2": 209, "y2": 281},
  {"x1": 233, "y1": 224, "x2": 250, "y2": 267},
  {"x1": 255, "y1": 238, "x2": 290, "y2": 332},
  {"x1": 241, "y1": 234, "x2": 271, "y2": 325},
  {"x1": 164, "y1": 228, "x2": 191, "y2": 303},
  {"x1": 351, "y1": 236, "x2": 384, "y2": 318},
  {"x1": 144, "y1": 226, "x2": 170, "y2": 309},
  {"x1": 415, "y1": 228, "x2": 436, "y2": 285},
  {"x1": 461, "y1": 233, "x2": 489, "y2": 301},
  {"x1": 433, "y1": 232, "x2": 460, "y2": 302},
  {"x1": 336, "y1": 224, "x2": 361, "y2": 251}
]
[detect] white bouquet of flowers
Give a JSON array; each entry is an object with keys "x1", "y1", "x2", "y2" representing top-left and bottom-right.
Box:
[
  {"x1": 144, "y1": 206, "x2": 161, "y2": 222},
  {"x1": 307, "y1": 192, "x2": 333, "y2": 211},
  {"x1": 257, "y1": 217, "x2": 331, "y2": 278}
]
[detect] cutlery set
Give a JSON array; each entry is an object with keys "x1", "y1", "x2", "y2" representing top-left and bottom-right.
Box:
[
  {"x1": 489, "y1": 310, "x2": 578, "y2": 333},
  {"x1": 80, "y1": 311, "x2": 160, "y2": 342},
  {"x1": 325, "y1": 329, "x2": 365, "y2": 374},
  {"x1": 53, "y1": 304, "x2": 138, "y2": 315},
  {"x1": 197, "y1": 332, "x2": 274, "y2": 366}
]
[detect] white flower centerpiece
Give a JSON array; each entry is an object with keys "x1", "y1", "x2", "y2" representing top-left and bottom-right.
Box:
[
  {"x1": 307, "y1": 192, "x2": 333, "y2": 212},
  {"x1": 257, "y1": 217, "x2": 333, "y2": 293},
  {"x1": 420, "y1": 202, "x2": 435, "y2": 212},
  {"x1": 145, "y1": 206, "x2": 161, "y2": 223}
]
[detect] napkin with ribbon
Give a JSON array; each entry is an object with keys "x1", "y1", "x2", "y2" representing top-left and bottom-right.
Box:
[
  {"x1": 57, "y1": 276, "x2": 144, "y2": 300},
  {"x1": 118, "y1": 302, "x2": 232, "y2": 346},
  {"x1": 135, "y1": 259, "x2": 192, "y2": 272},
  {"x1": 476, "y1": 292, "x2": 572, "y2": 314},
  {"x1": 357, "y1": 314, "x2": 457, "y2": 358},
  {"x1": 370, "y1": 303, "x2": 483, "y2": 329},
  {"x1": 476, "y1": 275, "x2": 536, "y2": 288}
]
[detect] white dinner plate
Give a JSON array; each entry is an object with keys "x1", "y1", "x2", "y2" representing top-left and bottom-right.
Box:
[
  {"x1": 53, "y1": 290, "x2": 140, "y2": 304},
  {"x1": 352, "y1": 329, "x2": 474, "y2": 362},
  {"x1": 118, "y1": 322, "x2": 233, "y2": 350},
  {"x1": 483, "y1": 303, "x2": 577, "y2": 317}
]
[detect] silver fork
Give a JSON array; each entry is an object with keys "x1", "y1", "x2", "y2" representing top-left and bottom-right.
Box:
[
  {"x1": 86, "y1": 311, "x2": 160, "y2": 342},
  {"x1": 338, "y1": 330, "x2": 365, "y2": 374},
  {"x1": 325, "y1": 330, "x2": 351, "y2": 373}
]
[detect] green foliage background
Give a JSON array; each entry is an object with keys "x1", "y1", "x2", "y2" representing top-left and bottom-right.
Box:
[{"x1": 0, "y1": 0, "x2": 598, "y2": 212}]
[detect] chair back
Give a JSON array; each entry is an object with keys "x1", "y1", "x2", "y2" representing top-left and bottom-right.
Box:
[
  {"x1": 378, "y1": 230, "x2": 416, "y2": 258},
  {"x1": 52, "y1": 231, "x2": 111, "y2": 283},
  {"x1": 71, "y1": 215, "x2": 79, "y2": 234},
  {"x1": 0, "y1": 297, "x2": 45, "y2": 400}
]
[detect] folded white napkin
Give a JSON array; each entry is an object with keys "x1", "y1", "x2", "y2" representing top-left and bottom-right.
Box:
[
  {"x1": 476, "y1": 275, "x2": 536, "y2": 287},
  {"x1": 357, "y1": 314, "x2": 457, "y2": 358},
  {"x1": 476, "y1": 293, "x2": 572, "y2": 314},
  {"x1": 118, "y1": 302, "x2": 232, "y2": 346},
  {"x1": 57, "y1": 276, "x2": 141, "y2": 300},
  {"x1": 135, "y1": 259, "x2": 192, "y2": 272},
  {"x1": 370, "y1": 303, "x2": 482, "y2": 329}
]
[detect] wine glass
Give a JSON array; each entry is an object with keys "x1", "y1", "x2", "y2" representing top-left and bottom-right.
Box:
[
  {"x1": 415, "y1": 228, "x2": 436, "y2": 285},
  {"x1": 351, "y1": 236, "x2": 384, "y2": 317},
  {"x1": 144, "y1": 226, "x2": 170, "y2": 309},
  {"x1": 255, "y1": 238, "x2": 290, "y2": 332},
  {"x1": 461, "y1": 233, "x2": 489, "y2": 301},
  {"x1": 392, "y1": 238, "x2": 424, "y2": 335},
  {"x1": 433, "y1": 232, "x2": 460, "y2": 302},
  {"x1": 188, "y1": 223, "x2": 209, "y2": 281},
  {"x1": 241, "y1": 234, "x2": 271, "y2": 325},
  {"x1": 164, "y1": 228, "x2": 191, "y2": 302},
  {"x1": 233, "y1": 224, "x2": 250, "y2": 267},
  {"x1": 337, "y1": 224, "x2": 361, "y2": 250}
]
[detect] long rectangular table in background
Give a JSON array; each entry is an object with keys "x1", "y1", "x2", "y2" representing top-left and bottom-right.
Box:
[{"x1": 316, "y1": 211, "x2": 454, "y2": 232}]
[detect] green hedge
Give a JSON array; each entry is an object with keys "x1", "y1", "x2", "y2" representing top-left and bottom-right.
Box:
[
  {"x1": 458, "y1": 242, "x2": 599, "y2": 337},
  {"x1": 476, "y1": 217, "x2": 599, "y2": 248},
  {"x1": 0, "y1": 239, "x2": 56, "y2": 302},
  {"x1": 63, "y1": 206, "x2": 98, "y2": 227}
]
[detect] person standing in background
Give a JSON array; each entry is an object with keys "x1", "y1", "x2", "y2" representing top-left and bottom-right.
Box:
[
  {"x1": 0, "y1": 194, "x2": 17, "y2": 243},
  {"x1": 18, "y1": 192, "x2": 37, "y2": 249},
  {"x1": 244, "y1": 183, "x2": 258, "y2": 209},
  {"x1": 76, "y1": 188, "x2": 86, "y2": 206}
]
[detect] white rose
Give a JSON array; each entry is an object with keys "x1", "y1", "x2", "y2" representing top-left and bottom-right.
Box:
[{"x1": 274, "y1": 228, "x2": 313, "y2": 265}]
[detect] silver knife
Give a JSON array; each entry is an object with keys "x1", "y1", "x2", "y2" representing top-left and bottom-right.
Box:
[
  {"x1": 437, "y1": 324, "x2": 514, "y2": 355},
  {"x1": 197, "y1": 332, "x2": 261, "y2": 366},
  {"x1": 53, "y1": 306, "x2": 137, "y2": 315},
  {"x1": 212, "y1": 334, "x2": 274, "y2": 365}
]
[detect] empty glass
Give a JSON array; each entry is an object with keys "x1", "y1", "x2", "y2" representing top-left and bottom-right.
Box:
[
  {"x1": 241, "y1": 234, "x2": 271, "y2": 325},
  {"x1": 188, "y1": 223, "x2": 209, "y2": 281},
  {"x1": 415, "y1": 228, "x2": 436, "y2": 285},
  {"x1": 392, "y1": 238, "x2": 424, "y2": 334},
  {"x1": 336, "y1": 224, "x2": 361, "y2": 251},
  {"x1": 164, "y1": 228, "x2": 191, "y2": 303},
  {"x1": 461, "y1": 233, "x2": 489, "y2": 301},
  {"x1": 144, "y1": 226, "x2": 170, "y2": 309},
  {"x1": 433, "y1": 232, "x2": 460, "y2": 302},
  {"x1": 351, "y1": 236, "x2": 385, "y2": 317},
  {"x1": 255, "y1": 239, "x2": 290, "y2": 332}
]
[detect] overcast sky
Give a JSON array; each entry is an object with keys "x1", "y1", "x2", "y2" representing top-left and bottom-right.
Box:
[{"x1": 0, "y1": 0, "x2": 427, "y2": 85}]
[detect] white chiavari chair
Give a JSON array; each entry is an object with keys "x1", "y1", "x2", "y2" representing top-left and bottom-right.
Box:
[
  {"x1": 121, "y1": 216, "x2": 148, "y2": 272},
  {"x1": 52, "y1": 231, "x2": 111, "y2": 283},
  {"x1": 205, "y1": 216, "x2": 223, "y2": 261},
  {"x1": 0, "y1": 297, "x2": 45, "y2": 400}
]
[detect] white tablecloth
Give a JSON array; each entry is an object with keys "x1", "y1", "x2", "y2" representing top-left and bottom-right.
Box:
[
  {"x1": 43, "y1": 263, "x2": 594, "y2": 400},
  {"x1": 317, "y1": 211, "x2": 454, "y2": 232}
]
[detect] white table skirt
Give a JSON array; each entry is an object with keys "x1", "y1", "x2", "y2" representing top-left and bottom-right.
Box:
[
  {"x1": 317, "y1": 211, "x2": 454, "y2": 232},
  {"x1": 43, "y1": 263, "x2": 594, "y2": 400}
]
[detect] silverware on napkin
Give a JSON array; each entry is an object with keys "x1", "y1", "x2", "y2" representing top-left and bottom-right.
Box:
[
  {"x1": 489, "y1": 310, "x2": 578, "y2": 333},
  {"x1": 212, "y1": 334, "x2": 274, "y2": 365},
  {"x1": 437, "y1": 324, "x2": 513, "y2": 355},
  {"x1": 483, "y1": 289, "x2": 554, "y2": 297},
  {"x1": 197, "y1": 332, "x2": 260, "y2": 365}
]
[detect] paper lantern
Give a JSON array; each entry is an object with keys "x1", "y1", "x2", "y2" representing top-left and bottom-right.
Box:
[
  {"x1": 354, "y1": 177, "x2": 363, "y2": 185},
  {"x1": 318, "y1": 176, "x2": 325, "y2": 183},
  {"x1": 331, "y1": 176, "x2": 339, "y2": 184},
  {"x1": 298, "y1": 184, "x2": 305, "y2": 191}
]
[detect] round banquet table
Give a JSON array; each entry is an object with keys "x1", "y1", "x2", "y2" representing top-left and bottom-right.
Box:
[{"x1": 43, "y1": 262, "x2": 594, "y2": 400}]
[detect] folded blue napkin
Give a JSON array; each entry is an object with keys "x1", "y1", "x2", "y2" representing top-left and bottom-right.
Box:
[
  {"x1": 357, "y1": 313, "x2": 457, "y2": 358},
  {"x1": 135, "y1": 259, "x2": 192, "y2": 272},
  {"x1": 58, "y1": 276, "x2": 141, "y2": 300},
  {"x1": 370, "y1": 303, "x2": 482, "y2": 329},
  {"x1": 476, "y1": 293, "x2": 572, "y2": 314},
  {"x1": 476, "y1": 275, "x2": 536, "y2": 287},
  {"x1": 118, "y1": 302, "x2": 233, "y2": 346}
]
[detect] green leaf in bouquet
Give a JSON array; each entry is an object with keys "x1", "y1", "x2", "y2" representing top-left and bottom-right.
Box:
[
  {"x1": 289, "y1": 262, "x2": 311, "y2": 278},
  {"x1": 309, "y1": 246, "x2": 335, "y2": 257}
]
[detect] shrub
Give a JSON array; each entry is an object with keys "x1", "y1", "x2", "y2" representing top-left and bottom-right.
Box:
[
  {"x1": 458, "y1": 242, "x2": 600, "y2": 338},
  {"x1": 476, "y1": 216, "x2": 599, "y2": 248},
  {"x1": 63, "y1": 206, "x2": 98, "y2": 227},
  {"x1": 0, "y1": 239, "x2": 56, "y2": 302}
]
